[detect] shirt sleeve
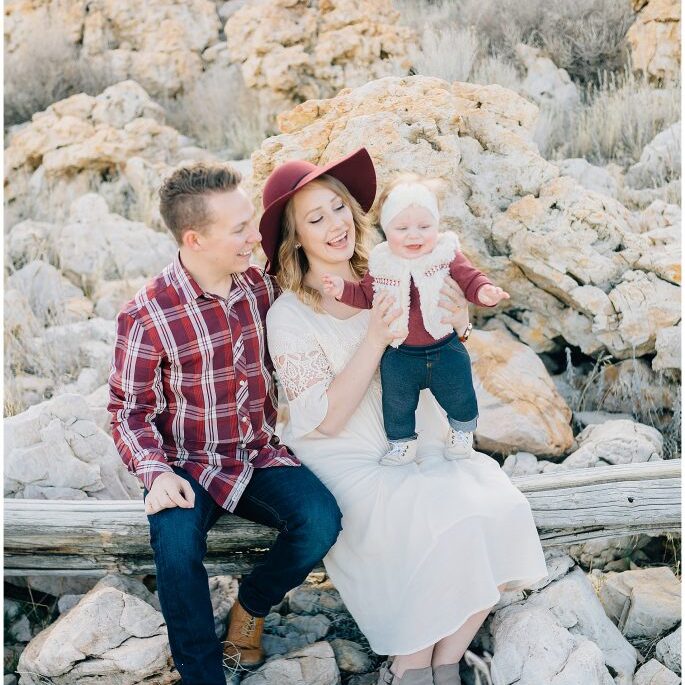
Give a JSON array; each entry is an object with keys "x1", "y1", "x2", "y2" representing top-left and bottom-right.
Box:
[
  {"x1": 267, "y1": 306, "x2": 335, "y2": 439},
  {"x1": 450, "y1": 253, "x2": 495, "y2": 307},
  {"x1": 108, "y1": 311, "x2": 174, "y2": 490},
  {"x1": 338, "y1": 272, "x2": 375, "y2": 309}
]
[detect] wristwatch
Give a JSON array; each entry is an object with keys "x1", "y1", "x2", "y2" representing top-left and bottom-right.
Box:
[{"x1": 458, "y1": 323, "x2": 473, "y2": 342}]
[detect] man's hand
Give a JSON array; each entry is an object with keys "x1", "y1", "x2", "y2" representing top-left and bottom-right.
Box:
[
  {"x1": 322, "y1": 273, "x2": 345, "y2": 299},
  {"x1": 145, "y1": 472, "x2": 196, "y2": 515},
  {"x1": 478, "y1": 284, "x2": 510, "y2": 307}
]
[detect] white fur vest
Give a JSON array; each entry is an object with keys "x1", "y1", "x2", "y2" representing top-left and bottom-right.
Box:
[{"x1": 368, "y1": 231, "x2": 460, "y2": 347}]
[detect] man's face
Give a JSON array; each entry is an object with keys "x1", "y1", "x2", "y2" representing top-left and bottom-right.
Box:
[{"x1": 194, "y1": 188, "x2": 261, "y2": 274}]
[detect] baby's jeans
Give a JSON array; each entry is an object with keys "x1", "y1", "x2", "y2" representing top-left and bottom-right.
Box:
[{"x1": 380, "y1": 331, "x2": 479, "y2": 442}]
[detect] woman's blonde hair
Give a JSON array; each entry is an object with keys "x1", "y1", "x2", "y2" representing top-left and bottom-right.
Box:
[{"x1": 275, "y1": 174, "x2": 375, "y2": 311}]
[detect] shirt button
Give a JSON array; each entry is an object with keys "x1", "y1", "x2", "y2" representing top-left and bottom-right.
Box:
[
  {"x1": 239, "y1": 443, "x2": 245, "y2": 448},
  {"x1": 241, "y1": 417, "x2": 248, "y2": 423},
  {"x1": 239, "y1": 380, "x2": 246, "y2": 386}
]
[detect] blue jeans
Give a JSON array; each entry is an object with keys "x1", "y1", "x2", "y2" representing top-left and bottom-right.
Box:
[
  {"x1": 146, "y1": 464, "x2": 342, "y2": 685},
  {"x1": 381, "y1": 332, "x2": 479, "y2": 441}
]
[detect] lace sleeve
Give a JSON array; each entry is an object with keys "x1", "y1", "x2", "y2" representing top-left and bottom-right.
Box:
[{"x1": 267, "y1": 316, "x2": 334, "y2": 438}]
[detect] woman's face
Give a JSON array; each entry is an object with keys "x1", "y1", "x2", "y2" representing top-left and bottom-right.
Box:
[{"x1": 290, "y1": 181, "x2": 356, "y2": 270}]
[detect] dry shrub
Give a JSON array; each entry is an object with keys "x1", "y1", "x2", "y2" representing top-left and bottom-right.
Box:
[
  {"x1": 545, "y1": 69, "x2": 681, "y2": 167},
  {"x1": 4, "y1": 14, "x2": 114, "y2": 126},
  {"x1": 162, "y1": 67, "x2": 271, "y2": 158}
]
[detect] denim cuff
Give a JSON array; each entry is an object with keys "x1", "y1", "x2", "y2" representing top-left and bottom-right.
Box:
[{"x1": 447, "y1": 415, "x2": 478, "y2": 432}]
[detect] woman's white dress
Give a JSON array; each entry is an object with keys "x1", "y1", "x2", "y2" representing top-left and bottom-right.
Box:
[{"x1": 266, "y1": 291, "x2": 549, "y2": 656}]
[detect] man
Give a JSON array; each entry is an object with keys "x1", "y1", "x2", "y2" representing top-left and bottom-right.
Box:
[{"x1": 108, "y1": 163, "x2": 342, "y2": 685}]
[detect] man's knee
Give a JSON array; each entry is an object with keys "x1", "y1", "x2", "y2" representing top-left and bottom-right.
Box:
[
  {"x1": 294, "y1": 490, "x2": 343, "y2": 556},
  {"x1": 148, "y1": 506, "x2": 208, "y2": 567}
]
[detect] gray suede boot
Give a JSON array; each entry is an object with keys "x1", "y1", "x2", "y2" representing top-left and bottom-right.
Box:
[
  {"x1": 377, "y1": 660, "x2": 435, "y2": 685},
  {"x1": 432, "y1": 663, "x2": 461, "y2": 685}
]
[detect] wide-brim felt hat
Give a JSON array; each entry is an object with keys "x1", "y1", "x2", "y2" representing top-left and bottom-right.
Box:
[{"x1": 259, "y1": 147, "x2": 376, "y2": 275}]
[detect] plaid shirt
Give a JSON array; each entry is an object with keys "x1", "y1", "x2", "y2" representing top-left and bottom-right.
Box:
[{"x1": 108, "y1": 254, "x2": 300, "y2": 512}]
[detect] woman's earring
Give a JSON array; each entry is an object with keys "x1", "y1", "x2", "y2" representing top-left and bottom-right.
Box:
[{"x1": 295, "y1": 242, "x2": 301, "y2": 249}]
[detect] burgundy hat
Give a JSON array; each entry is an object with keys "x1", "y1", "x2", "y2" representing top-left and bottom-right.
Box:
[{"x1": 259, "y1": 147, "x2": 376, "y2": 275}]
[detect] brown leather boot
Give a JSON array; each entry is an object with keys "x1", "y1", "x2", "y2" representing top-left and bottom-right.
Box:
[{"x1": 223, "y1": 601, "x2": 265, "y2": 668}]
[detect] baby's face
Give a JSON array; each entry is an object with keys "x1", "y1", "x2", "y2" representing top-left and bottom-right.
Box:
[{"x1": 384, "y1": 205, "x2": 439, "y2": 259}]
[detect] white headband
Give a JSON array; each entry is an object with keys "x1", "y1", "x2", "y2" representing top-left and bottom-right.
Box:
[{"x1": 379, "y1": 182, "x2": 440, "y2": 230}]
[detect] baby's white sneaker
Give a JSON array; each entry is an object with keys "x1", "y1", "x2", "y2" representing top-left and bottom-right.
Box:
[
  {"x1": 445, "y1": 428, "x2": 473, "y2": 460},
  {"x1": 380, "y1": 439, "x2": 418, "y2": 466}
]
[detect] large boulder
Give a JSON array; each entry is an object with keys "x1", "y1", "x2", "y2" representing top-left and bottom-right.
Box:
[
  {"x1": 249, "y1": 75, "x2": 679, "y2": 364},
  {"x1": 4, "y1": 393, "x2": 140, "y2": 500},
  {"x1": 491, "y1": 568, "x2": 639, "y2": 685},
  {"x1": 625, "y1": 122, "x2": 681, "y2": 189},
  {"x1": 16, "y1": 586, "x2": 176, "y2": 685},
  {"x1": 597, "y1": 566, "x2": 681, "y2": 640},
  {"x1": 469, "y1": 330, "x2": 574, "y2": 456},
  {"x1": 226, "y1": 0, "x2": 414, "y2": 123},
  {"x1": 627, "y1": 0, "x2": 681, "y2": 83},
  {"x1": 5, "y1": 0, "x2": 221, "y2": 98},
  {"x1": 5, "y1": 81, "x2": 184, "y2": 225}
]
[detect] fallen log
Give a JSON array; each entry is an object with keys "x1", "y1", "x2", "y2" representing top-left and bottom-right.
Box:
[{"x1": 4, "y1": 460, "x2": 680, "y2": 577}]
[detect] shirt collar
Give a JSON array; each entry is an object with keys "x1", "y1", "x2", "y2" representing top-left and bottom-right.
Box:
[{"x1": 171, "y1": 252, "x2": 249, "y2": 305}]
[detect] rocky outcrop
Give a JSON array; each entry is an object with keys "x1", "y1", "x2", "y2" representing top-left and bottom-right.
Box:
[
  {"x1": 626, "y1": 122, "x2": 681, "y2": 189},
  {"x1": 225, "y1": 0, "x2": 414, "y2": 123},
  {"x1": 469, "y1": 330, "x2": 574, "y2": 456},
  {"x1": 4, "y1": 393, "x2": 140, "y2": 500},
  {"x1": 5, "y1": 81, "x2": 184, "y2": 226},
  {"x1": 4, "y1": 0, "x2": 221, "y2": 98},
  {"x1": 627, "y1": 0, "x2": 681, "y2": 83},
  {"x1": 17, "y1": 586, "x2": 176, "y2": 685},
  {"x1": 250, "y1": 75, "x2": 680, "y2": 363}
]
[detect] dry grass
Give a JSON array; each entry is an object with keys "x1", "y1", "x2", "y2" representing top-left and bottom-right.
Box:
[
  {"x1": 161, "y1": 67, "x2": 271, "y2": 158},
  {"x1": 4, "y1": 15, "x2": 115, "y2": 126}
]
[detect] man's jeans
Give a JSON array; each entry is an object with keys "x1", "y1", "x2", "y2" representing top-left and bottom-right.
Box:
[
  {"x1": 146, "y1": 464, "x2": 342, "y2": 685},
  {"x1": 381, "y1": 332, "x2": 479, "y2": 441}
]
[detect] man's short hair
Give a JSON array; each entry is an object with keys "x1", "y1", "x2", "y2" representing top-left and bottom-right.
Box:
[{"x1": 159, "y1": 163, "x2": 243, "y2": 244}]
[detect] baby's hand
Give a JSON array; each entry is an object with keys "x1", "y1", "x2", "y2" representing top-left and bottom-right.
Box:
[
  {"x1": 478, "y1": 284, "x2": 510, "y2": 306},
  {"x1": 322, "y1": 273, "x2": 345, "y2": 299}
]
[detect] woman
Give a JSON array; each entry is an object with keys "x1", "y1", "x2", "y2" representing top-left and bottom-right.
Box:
[{"x1": 260, "y1": 148, "x2": 548, "y2": 685}]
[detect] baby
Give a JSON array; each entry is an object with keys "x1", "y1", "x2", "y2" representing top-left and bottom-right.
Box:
[{"x1": 322, "y1": 173, "x2": 509, "y2": 466}]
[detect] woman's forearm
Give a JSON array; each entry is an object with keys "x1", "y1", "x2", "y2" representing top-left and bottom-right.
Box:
[{"x1": 317, "y1": 337, "x2": 385, "y2": 436}]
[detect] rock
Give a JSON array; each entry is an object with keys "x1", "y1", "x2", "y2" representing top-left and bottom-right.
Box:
[
  {"x1": 574, "y1": 411, "x2": 635, "y2": 427},
  {"x1": 492, "y1": 567, "x2": 638, "y2": 684},
  {"x1": 241, "y1": 640, "x2": 339, "y2": 685},
  {"x1": 656, "y1": 626, "x2": 681, "y2": 675},
  {"x1": 654, "y1": 323, "x2": 682, "y2": 372},
  {"x1": 287, "y1": 580, "x2": 345, "y2": 615},
  {"x1": 627, "y1": 0, "x2": 681, "y2": 83},
  {"x1": 626, "y1": 122, "x2": 680, "y2": 188},
  {"x1": 5, "y1": 0, "x2": 221, "y2": 98},
  {"x1": 5, "y1": 81, "x2": 183, "y2": 225},
  {"x1": 561, "y1": 419, "x2": 663, "y2": 469},
  {"x1": 347, "y1": 675, "x2": 377, "y2": 685},
  {"x1": 226, "y1": 0, "x2": 414, "y2": 123},
  {"x1": 4, "y1": 393, "x2": 140, "y2": 500},
  {"x1": 85, "y1": 384, "x2": 113, "y2": 435},
  {"x1": 57, "y1": 594, "x2": 84, "y2": 616},
  {"x1": 468, "y1": 330, "x2": 573, "y2": 456},
  {"x1": 262, "y1": 613, "x2": 331, "y2": 656},
  {"x1": 634, "y1": 658, "x2": 681, "y2": 685},
  {"x1": 329, "y1": 638, "x2": 372, "y2": 673},
  {"x1": 516, "y1": 44, "x2": 579, "y2": 111},
  {"x1": 4, "y1": 220, "x2": 54, "y2": 269},
  {"x1": 569, "y1": 535, "x2": 652, "y2": 572},
  {"x1": 7, "y1": 260, "x2": 92, "y2": 326},
  {"x1": 93, "y1": 575, "x2": 161, "y2": 612},
  {"x1": 502, "y1": 451, "x2": 546, "y2": 477},
  {"x1": 8, "y1": 615, "x2": 32, "y2": 643},
  {"x1": 53, "y1": 193, "x2": 176, "y2": 291},
  {"x1": 17, "y1": 586, "x2": 177, "y2": 685},
  {"x1": 209, "y1": 576, "x2": 238, "y2": 639},
  {"x1": 557, "y1": 158, "x2": 619, "y2": 199},
  {"x1": 598, "y1": 566, "x2": 681, "y2": 639},
  {"x1": 5, "y1": 674, "x2": 19, "y2": 685}
]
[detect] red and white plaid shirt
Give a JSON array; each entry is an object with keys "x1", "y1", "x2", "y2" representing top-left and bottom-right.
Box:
[{"x1": 108, "y1": 254, "x2": 300, "y2": 512}]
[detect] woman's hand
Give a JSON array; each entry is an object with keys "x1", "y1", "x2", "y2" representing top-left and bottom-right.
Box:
[
  {"x1": 439, "y1": 275, "x2": 470, "y2": 334},
  {"x1": 366, "y1": 291, "x2": 403, "y2": 351}
]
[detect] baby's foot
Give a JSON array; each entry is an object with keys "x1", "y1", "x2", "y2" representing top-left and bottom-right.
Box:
[
  {"x1": 445, "y1": 429, "x2": 473, "y2": 460},
  {"x1": 380, "y1": 439, "x2": 418, "y2": 466}
]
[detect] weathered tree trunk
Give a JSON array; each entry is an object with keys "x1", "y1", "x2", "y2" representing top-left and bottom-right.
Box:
[{"x1": 4, "y1": 461, "x2": 680, "y2": 576}]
